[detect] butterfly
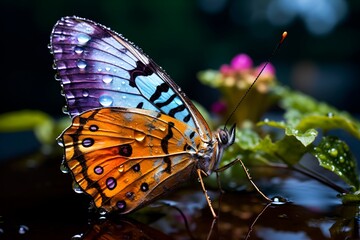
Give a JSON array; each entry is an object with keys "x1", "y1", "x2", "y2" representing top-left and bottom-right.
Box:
[{"x1": 50, "y1": 16, "x2": 236, "y2": 218}]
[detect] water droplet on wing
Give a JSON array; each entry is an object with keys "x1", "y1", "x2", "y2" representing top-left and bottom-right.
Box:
[
  {"x1": 18, "y1": 225, "x2": 29, "y2": 235},
  {"x1": 74, "y1": 46, "x2": 84, "y2": 54},
  {"x1": 60, "y1": 163, "x2": 69, "y2": 173},
  {"x1": 99, "y1": 95, "x2": 113, "y2": 107},
  {"x1": 72, "y1": 181, "x2": 83, "y2": 194},
  {"x1": 77, "y1": 33, "x2": 91, "y2": 44},
  {"x1": 102, "y1": 75, "x2": 113, "y2": 84},
  {"x1": 76, "y1": 60, "x2": 87, "y2": 69},
  {"x1": 82, "y1": 90, "x2": 89, "y2": 97},
  {"x1": 135, "y1": 132, "x2": 146, "y2": 142},
  {"x1": 118, "y1": 164, "x2": 125, "y2": 173}
]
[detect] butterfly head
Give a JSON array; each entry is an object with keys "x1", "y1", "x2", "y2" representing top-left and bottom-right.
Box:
[{"x1": 205, "y1": 124, "x2": 236, "y2": 175}]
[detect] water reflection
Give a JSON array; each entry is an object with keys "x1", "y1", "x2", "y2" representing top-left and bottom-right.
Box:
[
  {"x1": 73, "y1": 181, "x2": 357, "y2": 239},
  {"x1": 80, "y1": 217, "x2": 173, "y2": 240},
  {"x1": 0, "y1": 155, "x2": 357, "y2": 239}
]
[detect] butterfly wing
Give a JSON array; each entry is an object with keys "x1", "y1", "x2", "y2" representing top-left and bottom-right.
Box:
[
  {"x1": 61, "y1": 107, "x2": 203, "y2": 213},
  {"x1": 50, "y1": 16, "x2": 211, "y2": 140}
]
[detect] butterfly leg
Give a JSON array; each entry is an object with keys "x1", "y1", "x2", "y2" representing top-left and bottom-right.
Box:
[
  {"x1": 197, "y1": 169, "x2": 217, "y2": 218},
  {"x1": 215, "y1": 171, "x2": 225, "y2": 194},
  {"x1": 215, "y1": 158, "x2": 272, "y2": 201}
]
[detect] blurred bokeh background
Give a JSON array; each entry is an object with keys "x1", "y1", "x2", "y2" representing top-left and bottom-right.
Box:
[{"x1": 0, "y1": 0, "x2": 359, "y2": 159}]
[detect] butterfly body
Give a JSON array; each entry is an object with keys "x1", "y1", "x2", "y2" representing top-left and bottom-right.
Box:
[{"x1": 50, "y1": 16, "x2": 235, "y2": 214}]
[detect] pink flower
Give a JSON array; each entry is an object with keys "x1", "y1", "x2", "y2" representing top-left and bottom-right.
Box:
[
  {"x1": 230, "y1": 54, "x2": 253, "y2": 71},
  {"x1": 219, "y1": 64, "x2": 233, "y2": 74},
  {"x1": 255, "y1": 62, "x2": 275, "y2": 76}
]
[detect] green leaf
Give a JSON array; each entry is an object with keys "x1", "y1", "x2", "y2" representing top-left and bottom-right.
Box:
[
  {"x1": 284, "y1": 127, "x2": 318, "y2": 147},
  {"x1": 0, "y1": 110, "x2": 71, "y2": 145},
  {"x1": 232, "y1": 127, "x2": 309, "y2": 167},
  {"x1": 297, "y1": 114, "x2": 360, "y2": 139},
  {"x1": 274, "y1": 85, "x2": 360, "y2": 140},
  {"x1": 340, "y1": 191, "x2": 360, "y2": 203},
  {"x1": 311, "y1": 136, "x2": 359, "y2": 190},
  {"x1": 235, "y1": 126, "x2": 261, "y2": 150},
  {"x1": 267, "y1": 135, "x2": 309, "y2": 166},
  {"x1": 0, "y1": 110, "x2": 53, "y2": 132},
  {"x1": 257, "y1": 120, "x2": 314, "y2": 164}
]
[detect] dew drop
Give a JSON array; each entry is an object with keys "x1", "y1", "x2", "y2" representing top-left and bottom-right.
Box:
[
  {"x1": 105, "y1": 67, "x2": 111, "y2": 71},
  {"x1": 328, "y1": 148, "x2": 338, "y2": 157},
  {"x1": 99, "y1": 95, "x2": 113, "y2": 107},
  {"x1": 74, "y1": 46, "x2": 84, "y2": 54},
  {"x1": 57, "y1": 138, "x2": 64, "y2": 147},
  {"x1": 18, "y1": 225, "x2": 29, "y2": 235},
  {"x1": 99, "y1": 208, "x2": 108, "y2": 215},
  {"x1": 263, "y1": 118, "x2": 269, "y2": 123},
  {"x1": 118, "y1": 164, "x2": 125, "y2": 173},
  {"x1": 82, "y1": 89, "x2": 89, "y2": 97},
  {"x1": 158, "y1": 125, "x2": 166, "y2": 131},
  {"x1": 71, "y1": 234, "x2": 83, "y2": 240},
  {"x1": 339, "y1": 156, "x2": 345, "y2": 163},
  {"x1": 271, "y1": 196, "x2": 288, "y2": 205},
  {"x1": 77, "y1": 33, "x2": 91, "y2": 44},
  {"x1": 72, "y1": 181, "x2": 83, "y2": 194},
  {"x1": 102, "y1": 75, "x2": 113, "y2": 84},
  {"x1": 76, "y1": 60, "x2": 87, "y2": 69},
  {"x1": 60, "y1": 163, "x2": 69, "y2": 173},
  {"x1": 54, "y1": 73, "x2": 61, "y2": 81},
  {"x1": 135, "y1": 132, "x2": 146, "y2": 142}
]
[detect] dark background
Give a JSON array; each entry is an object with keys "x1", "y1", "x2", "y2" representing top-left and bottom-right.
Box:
[{"x1": 1, "y1": 0, "x2": 359, "y2": 118}]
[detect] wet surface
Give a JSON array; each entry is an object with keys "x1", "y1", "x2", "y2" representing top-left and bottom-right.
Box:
[{"x1": 0, "y1": 152, "x2": 359, "y2": 240}]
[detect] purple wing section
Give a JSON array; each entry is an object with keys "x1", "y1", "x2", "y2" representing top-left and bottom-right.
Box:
[
  {"x1": 50, "y1": 16, "x2": 157, "y2": 117},
  {"x1": 49, "y1": 16, "x2": 211, "y2": 138}
]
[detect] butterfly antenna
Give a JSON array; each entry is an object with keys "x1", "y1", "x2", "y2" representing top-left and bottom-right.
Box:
[{"x1": 224, "y1": 31, "x2": 288, "y2": 129}]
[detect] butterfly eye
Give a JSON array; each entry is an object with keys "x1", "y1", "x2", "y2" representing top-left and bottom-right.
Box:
[{"x1": 218, "y1": 129, "x2": 229, "y2": 145}]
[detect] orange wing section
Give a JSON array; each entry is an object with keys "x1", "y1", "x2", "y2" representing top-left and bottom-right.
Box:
[{"x1": 61, "y1": 107, "x2": 203, "y2": 213}]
